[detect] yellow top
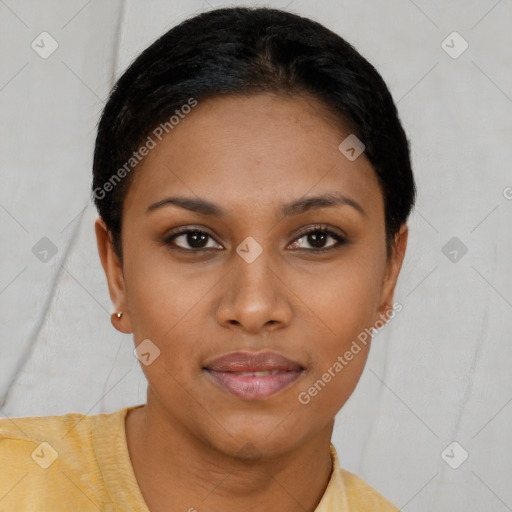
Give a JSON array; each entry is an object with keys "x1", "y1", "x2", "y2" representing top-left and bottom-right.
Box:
[{"x1": 0, "y1": 405, "x2": 399, "y2": 511}]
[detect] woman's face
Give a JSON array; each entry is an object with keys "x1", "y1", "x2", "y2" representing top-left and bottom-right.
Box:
[{"x1": 96, "y1": 92, "x2": 407, "y2": 459}]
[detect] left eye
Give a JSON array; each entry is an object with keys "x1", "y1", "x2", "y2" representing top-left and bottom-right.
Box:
[{"x1": 288, "y1": 228, "x2": 346, "y2": 251}]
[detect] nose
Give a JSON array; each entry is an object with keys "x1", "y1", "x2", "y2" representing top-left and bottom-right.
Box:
[{"x1": 215, "y1": 243, "x2": 293, "y2": 334}]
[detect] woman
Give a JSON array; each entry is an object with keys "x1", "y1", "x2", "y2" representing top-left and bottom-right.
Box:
[{"x1": 0, "y1": 6, "x2": 415, "y2": 510}]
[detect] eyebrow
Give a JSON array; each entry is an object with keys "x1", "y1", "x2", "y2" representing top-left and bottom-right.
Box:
[{"x1": 146, "y1": 191, "x2": 366, "y2": 217}]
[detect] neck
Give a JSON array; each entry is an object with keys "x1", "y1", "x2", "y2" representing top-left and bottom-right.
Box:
[{"x1": 125, "y1": 393, "x2": 335, "y2": 512}]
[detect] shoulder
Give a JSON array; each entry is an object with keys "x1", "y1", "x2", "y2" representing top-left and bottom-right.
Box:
[
  {"x1": 326, "y1": 443, "x2": 399, "y2": 511},
  {"x1": 0, "y1": 409, "x2": 108, "y2": 465},
  {"x1": 0, "y1": 410, "x2": 95, "y2": 439},
  {"x1": 0, "y1": 411, "x2": 92, "y2": 464},
  {"x1": 338, "y1": 467, "x2": 399, "y2": 511},
  {"x1": 0, "y1": 408, "x2": 128, "y2": 511}
]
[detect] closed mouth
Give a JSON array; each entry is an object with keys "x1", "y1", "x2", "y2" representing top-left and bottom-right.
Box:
[{"x1": 202, "y1": 350, "x2": 305, "y2": 400}]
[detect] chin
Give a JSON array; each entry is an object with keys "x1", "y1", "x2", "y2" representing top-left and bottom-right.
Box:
[{"x1": 203, "y1": 413, "x2": 310, "y2": 460}]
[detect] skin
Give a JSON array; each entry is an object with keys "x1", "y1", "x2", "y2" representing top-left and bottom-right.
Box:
[{"x1": 95, "y1": 92, "x2": 408, "y2": 512}]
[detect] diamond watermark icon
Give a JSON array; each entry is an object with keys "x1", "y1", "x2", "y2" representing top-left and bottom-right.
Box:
[
  {"x1": 32, "y1": 237, "x2": 58, "y2": 263},
  {"x1": 338, "y1": 134, "x2": 365, "y2": 161},
  {"x1": 441, "y1": 441, "x2": 469, "y2": 469},
  {"x1": 31, "y1": 31, "x2": 59, "y2": 59},
  {"x1": 236, "y1": 237, "x2": 263, "y2": 263},
  {"x1": 31, "y1": 442, "x2": 58, "y2": 469},
  {"x1": 441, "y1": 31, "x2": 468, "y2": 59},
  {"x1": 442, "y1": 236, "x2": 468, "y2": 263},
  {"x1": 134, "y1": 338, "x2": 161, "y2": 366}
]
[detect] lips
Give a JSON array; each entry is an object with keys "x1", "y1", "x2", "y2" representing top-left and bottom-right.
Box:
[{"x1": 203, "y1": 350, "x2": 304, "y2": 400}]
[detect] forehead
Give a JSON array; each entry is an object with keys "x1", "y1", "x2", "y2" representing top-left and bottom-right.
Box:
[{"x1": 123, "y1": 93, "x2": 383, "y2": 220}]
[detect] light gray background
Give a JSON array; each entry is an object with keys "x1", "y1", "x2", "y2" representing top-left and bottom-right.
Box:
[{"x1": 1, "y1": 1, "x2": 511, "y2": 510}]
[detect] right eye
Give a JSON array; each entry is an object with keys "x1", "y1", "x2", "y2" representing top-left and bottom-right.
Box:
[{"x1": 164, "y1": 228, "x2": 223, "y2": 251}]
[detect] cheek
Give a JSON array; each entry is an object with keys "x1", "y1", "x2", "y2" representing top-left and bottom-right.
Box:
[
  {"x1": 292, "y1": 252, "x2": 383, "y2": 410},
  {"x1": 123, "y1": 242, "x2": 221, "y2": 397},
  {"x1": 123, "y1": 241, "x2": 213, "y2": 342},
  {"x1": 295, "y1": 345, "x2": 370, "y2": 426},
  {"x1": 299, "y1": 250, "x2": 385, "y2": 342}
]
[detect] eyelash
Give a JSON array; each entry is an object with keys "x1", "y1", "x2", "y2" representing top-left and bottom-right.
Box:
[{"x1": 163, "y1": 224, "x2": 347, "y2": 254}]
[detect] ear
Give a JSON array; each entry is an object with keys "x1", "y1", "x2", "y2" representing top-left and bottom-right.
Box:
[
  {"x1": 376, "y1": 223, "x2": 408, "y2": 325},
  {"x1": 95, "y1": 216, "x2": 132, "y2": 334}
]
